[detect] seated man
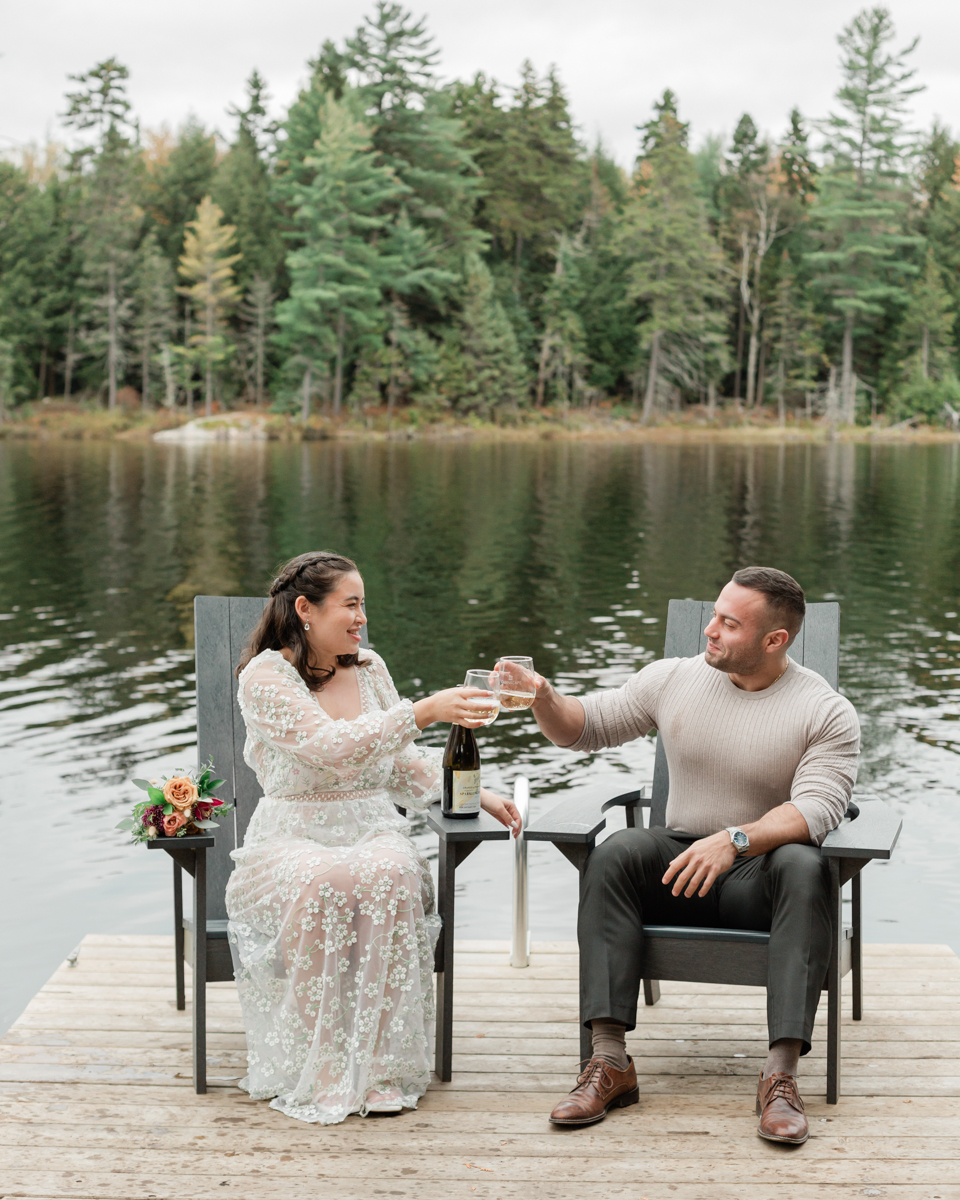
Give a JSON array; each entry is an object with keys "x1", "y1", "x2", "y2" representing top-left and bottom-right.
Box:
[{"x1": 530, "y1": 566, "x2": 859, "y2": 1145}]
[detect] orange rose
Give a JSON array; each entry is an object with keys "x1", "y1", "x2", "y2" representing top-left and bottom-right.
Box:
[
  {"x1": 163, "y1": 776, "x2": 199, "y2": 811},
  {"x1": 163, "y1": 811, "x2": 188, "y2": 837}
]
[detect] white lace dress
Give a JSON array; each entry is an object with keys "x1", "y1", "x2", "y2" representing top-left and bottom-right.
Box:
[{"x1": 225, "y1": 648, "x2": 442, "y2": 1124}]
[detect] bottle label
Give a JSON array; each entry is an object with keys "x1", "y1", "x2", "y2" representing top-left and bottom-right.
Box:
[{"x1": 451, "y1": 769, "x2": 481, "y2": 813}]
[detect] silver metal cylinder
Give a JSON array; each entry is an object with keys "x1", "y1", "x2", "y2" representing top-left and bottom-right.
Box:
[{"x1": 511, "y1": 776, "x2": 530, "y2": 968}]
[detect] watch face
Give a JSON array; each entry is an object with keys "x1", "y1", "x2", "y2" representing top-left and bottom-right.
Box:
[{"x1": 732, "y1": 830, "x2": 749, "y2": 851}]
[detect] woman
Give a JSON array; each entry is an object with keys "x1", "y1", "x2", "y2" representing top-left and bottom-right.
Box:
[{"x1": 226, "y1": 551, "x2": 520, "y2": 1125}]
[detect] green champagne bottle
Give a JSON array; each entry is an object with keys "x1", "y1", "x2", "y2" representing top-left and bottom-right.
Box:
[{"x1": 441, "y1": 721, "x2": 481, "y2": 818}]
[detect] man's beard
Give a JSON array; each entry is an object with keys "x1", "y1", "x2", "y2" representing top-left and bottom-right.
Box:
[{"x1": 704, "y1": 641, "x2": 767, "y2": 675}]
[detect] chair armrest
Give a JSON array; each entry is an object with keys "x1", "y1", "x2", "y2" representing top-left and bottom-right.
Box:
[
  {"x1": 601, "y1": 787, "x2": 650, "y2": 815},
  {"x1": 820, "y1": 799, "x2": 902, "y2": 860},
  {"x1": 425, "y1": 802, "x2": 510, "y2": 842},
  {"x1": 526, "y1": 786, "x2": 651, "y2": 845},
  {"x1": 525, "y1": 794, "x2": 608, "y2": 844}
]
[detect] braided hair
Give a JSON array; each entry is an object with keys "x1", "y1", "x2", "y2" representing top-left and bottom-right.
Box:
[{"x1": 236, "y1": 551, "x2": 365, "y2": 691}]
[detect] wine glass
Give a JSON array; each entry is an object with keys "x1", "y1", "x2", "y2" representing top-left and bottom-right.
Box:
[
  {"x1": 463, "y1": 668, "x2": 500, "y2": 726},
  {"x1": 496, "y1": 656, "x2": 537, "y2": 711}
]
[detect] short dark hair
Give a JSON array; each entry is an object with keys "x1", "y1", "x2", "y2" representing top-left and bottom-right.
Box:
[{"x1": 732, "y1": 566, "x2": 806, "y2": 642}]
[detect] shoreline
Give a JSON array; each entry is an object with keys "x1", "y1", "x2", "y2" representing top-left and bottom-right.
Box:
[{"x1": 2, "y1": 405, "x2": 959, "y2": 445}]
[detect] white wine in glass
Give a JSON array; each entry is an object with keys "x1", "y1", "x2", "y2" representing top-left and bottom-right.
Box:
[
  {"x1": 497, "y1": 656, "x2": 537, "y2": 710},
  {"x1": 463, "y1": 669, "x2": 500, "y2": 726}
]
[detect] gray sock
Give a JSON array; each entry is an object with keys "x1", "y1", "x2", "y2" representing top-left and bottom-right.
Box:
[
  {"x1": 762, "y1": 1037, "x2": 802, "y2": 1079},
  {"x1": 590, "y1": 1019, "x2": 629, "y2": 1070}
]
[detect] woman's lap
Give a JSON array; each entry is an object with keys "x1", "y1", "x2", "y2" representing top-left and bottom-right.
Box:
[{"x1": 226, "y1": 829, "x2": 439, "y2": 1123}]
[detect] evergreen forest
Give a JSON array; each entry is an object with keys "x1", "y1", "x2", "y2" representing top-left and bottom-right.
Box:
[{"x1": 3, "y1": 2, "x2": 960, "y2": 427}]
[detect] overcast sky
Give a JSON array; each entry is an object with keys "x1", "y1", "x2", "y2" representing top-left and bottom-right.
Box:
[{"x1": 3, "y1": 0, "x2": 959, "y2": 166}]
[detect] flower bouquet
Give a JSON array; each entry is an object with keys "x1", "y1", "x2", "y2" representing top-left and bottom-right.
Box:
[{"x1": 116, "y1": 763, "x2": 233, "y2": 843}]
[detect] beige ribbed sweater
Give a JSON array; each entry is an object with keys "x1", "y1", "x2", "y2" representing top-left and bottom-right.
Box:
[{"x1": 571, "y1": 655, "x2": 860, "y2": 845}]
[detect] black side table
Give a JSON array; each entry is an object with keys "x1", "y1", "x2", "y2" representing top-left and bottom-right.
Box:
[
  {"x1": 425, "y1": 804, "x2": 510, "y2": 1081},
  {"x1": 148, "y1": 835, "x2": 215, "y2": 1093}
]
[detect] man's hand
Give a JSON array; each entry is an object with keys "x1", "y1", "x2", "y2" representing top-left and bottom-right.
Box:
[
  {"x1": 662, "y1": 803, "x2": 814, "y2": 898},
  {"x1": 662, "y1": 830, "x2": 737, "y2": 898}
]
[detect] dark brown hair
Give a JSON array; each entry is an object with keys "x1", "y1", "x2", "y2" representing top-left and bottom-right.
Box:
[
  {"x1": 236, "y1": 551, "x2": 365, "y2": 691},
  {"x1": 732, "y1": 565, "x2": 806, "y2": 643}
]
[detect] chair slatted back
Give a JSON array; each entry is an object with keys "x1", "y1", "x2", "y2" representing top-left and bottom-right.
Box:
[
  {"x1": 194, "y1": 594, "x2": 369, "y2": 923},
  {"x1": 648, "y1": 599, "x2": 840, "y2": 828}
]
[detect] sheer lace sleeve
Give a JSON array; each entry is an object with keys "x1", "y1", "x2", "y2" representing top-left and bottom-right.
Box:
[
  {"x1": 387, "y1": 743, "x2": 442, "y2": 811},
  {"x1": 239, "y1": 652, "x2": 420, "y2": 770},
  {"x1": 362, "y1": 651, "x2": 441, "y2": 811}
]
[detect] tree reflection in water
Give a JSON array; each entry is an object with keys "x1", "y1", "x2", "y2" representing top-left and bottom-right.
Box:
[{"x1": 1, "y1": 438, "x2": 958, "y2": 1030}]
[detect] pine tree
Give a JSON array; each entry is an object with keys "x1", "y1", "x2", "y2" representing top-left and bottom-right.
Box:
[
  {"x1": 620, "y1": 92, "x2": 729, "y2": 423},
  {"x1": 374, "y1": 211, "x2": 457, "y2": 414},
  {"x1": 449, "y1": 254, "x2": 528, "y2": 414},
  {"x1": 573, "y1": 148, "x2": 636, "y2": 397},
  {"x1": 806, "y1": 6, "x2": 924, "y2": 421},
  {"x1": 337, "y1": 3, "x2": 481, "y2": 260},
  {"x1": 62, "y1": 57, "x2": 136, "y2": 167},
  {"x1": 719, "y1": 113, "x2": 797, "y2": 409},
  {"x1": 0, "y1": 163, "x2": 64, "y2": 405},
  {"x1": 780, "y1": 109, "x2": 819, "y2": 202},
  {"x1": 212, "y1": 72, "x2": 284, "y2": 290},
  {"x1": 275, "y1": 92, "x2": 406, "y2": 418},
  {"x1": 919, "y1": 122, "x2": 960, "y2": 210},
  {"x1": 238, "y1": 276, "x2": 277, "y2": 406},
  {"x1": 177, "y1": 197, "x2": 242, "y2": 416},
  {"x1": 143, "y1": 119, "x2": 218, "y2": 266},
  {"x1": 454, "y1": 63, "x2": 587, "y2": 290},
  {"x1": 768, "y1": 251, "x2": 824, "y2": 424},
  {"x1": 888, "y1": 249, "x2": 958, "y2": 417},
  {"x1": 64, "y1": 60, "x2": 141, "y2": 409},
  {"x1": 535, "y1": 233, "x2": 592, "y2": 407},
  {"x1": 132, "y1": 232, "x2": 176, "y2": 407},
  {"x1": 287, "y1": 2, "x2": 482, "y2": 284},
  {"x1": 348, "y1": 303, "x2": 445, "y2": 414}
]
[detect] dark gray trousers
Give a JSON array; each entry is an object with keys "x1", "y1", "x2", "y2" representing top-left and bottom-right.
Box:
[{"x1": 578, "y1": 826, "x2": 832, "y2": 1054}]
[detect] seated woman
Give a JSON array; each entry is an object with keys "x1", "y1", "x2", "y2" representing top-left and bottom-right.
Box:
[{"x1": 226, "y1": 551, "x2": 520, "y2": 1125}]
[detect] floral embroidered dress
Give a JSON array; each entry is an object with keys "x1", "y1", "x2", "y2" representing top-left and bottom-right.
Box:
[{"x1": 225, "y1": 648, "x2": 442, "y2": 1124}]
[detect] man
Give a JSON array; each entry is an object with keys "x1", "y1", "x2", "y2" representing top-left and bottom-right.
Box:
[{"x1": 530, "y1": 567, "x2": 859, "y2": 1144}]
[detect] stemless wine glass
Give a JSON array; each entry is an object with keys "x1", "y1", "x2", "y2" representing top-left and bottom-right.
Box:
[
  {"x1": 463, "y1": 668, "x2": 500, "y2": 726},
  {"x1": 496, "y1": 656, "x2": 537, "y2": 711}
]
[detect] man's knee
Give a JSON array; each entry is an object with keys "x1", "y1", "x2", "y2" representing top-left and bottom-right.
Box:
[
  {"x1": 585, "y1": 828, "x2": 663, "y2": 887},
  {"x1": 766, "y1": 842, "x2": 828, "y2": 896}
]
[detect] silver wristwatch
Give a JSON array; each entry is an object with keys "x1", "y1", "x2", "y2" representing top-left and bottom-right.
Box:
[{"x1": 726, "y1": 826, "x2": 750, "y2": 856}]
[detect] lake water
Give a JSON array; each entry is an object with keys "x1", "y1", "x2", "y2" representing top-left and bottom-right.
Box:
[{"x1": 1, "y1": 437, "x2": 958, "y2": 1033}]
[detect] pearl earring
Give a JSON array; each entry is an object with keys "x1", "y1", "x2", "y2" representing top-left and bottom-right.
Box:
[{"x1": 304, "y1": 622, "x2": 310, "y2": 631}]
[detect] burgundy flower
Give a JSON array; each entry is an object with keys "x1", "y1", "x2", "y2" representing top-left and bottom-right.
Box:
[
  {"x1": 141, "y1": 805, "x2": 164, "y2": 835},
  {"x1": 194, "y1": 798, "x2": 223, "y2": 821}
]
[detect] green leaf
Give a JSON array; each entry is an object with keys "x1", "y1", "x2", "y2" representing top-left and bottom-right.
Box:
[
  {"x1": 147, "y1": 786, "x2": 166, "y2": 804},
  {"x1": 163, "y1": 802, "x2": 174, "y2": 815},
  {"x1": 115, "y1": 818, "x2": 135, "y2": 830},
  {"x1": 131, "y1": 778, "x2": 152, "y2": 792},
  {"x1": 205, "y1": 778, "x2": 226, "y2": 792}
]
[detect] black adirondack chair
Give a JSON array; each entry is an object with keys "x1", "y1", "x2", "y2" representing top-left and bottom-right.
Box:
[
  {"x1": 152, "y1": 595, "x2": 508, "y2": 1093},
  {"x1": 525, "y1": 599, "x2": 902, "y2": 1104}
]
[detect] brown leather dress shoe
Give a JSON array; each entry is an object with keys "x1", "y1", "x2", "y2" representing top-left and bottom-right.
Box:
[
  {"x1": 756, "y1": 1072, "x2": 809, "y2": 1144},
  {"x1": 549, "y1": 1057, "x2": 639, "y2": 1126}
]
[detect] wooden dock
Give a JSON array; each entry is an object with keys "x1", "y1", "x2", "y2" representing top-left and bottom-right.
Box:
[{"x1": 1, "y1": 935, "x2": 959, "y2": 1199}]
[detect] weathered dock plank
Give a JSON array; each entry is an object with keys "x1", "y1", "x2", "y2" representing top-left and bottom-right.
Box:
[{"x1": 1, "y1": 937, "x2": 957, "y2": 1200}]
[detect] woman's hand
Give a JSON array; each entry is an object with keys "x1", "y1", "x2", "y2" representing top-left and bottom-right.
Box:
[
  {"x1": 413, "y1": 687, "x2": 497, "y2": 730},
  {"x1": 480, "y1": 788, "x2": 522, "y2": 838}
]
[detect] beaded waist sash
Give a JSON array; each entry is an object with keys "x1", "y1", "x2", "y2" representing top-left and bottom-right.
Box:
[{"x1": 262, "y1": 787, "x2": 388, "y2": 805}]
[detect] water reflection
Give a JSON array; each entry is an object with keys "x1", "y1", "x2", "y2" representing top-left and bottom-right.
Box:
[{"x1": 1, "y1": 439, "x2": 958, "y2": 1031}]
